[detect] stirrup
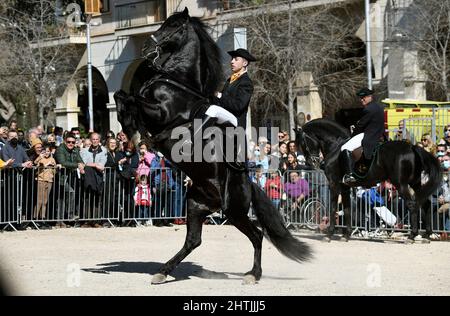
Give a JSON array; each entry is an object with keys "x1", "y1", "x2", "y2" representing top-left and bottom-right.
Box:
[{"x1": 342, "y1": 174, "x2": 357, "y2": 185}]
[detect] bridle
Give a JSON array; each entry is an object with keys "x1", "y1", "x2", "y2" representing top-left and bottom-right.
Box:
[
  {"x1": 138, "y1": 20, "x2": 211, "y2": 143},
  {"x1": 144, "y1": 22, "x2": 188, "y2": 67},
  {"x1": 302, "y1": 132, "x2": 321, "y2": 167},
  {"x1": 141, "y1": 21, "x2": 205, "y2": 102}
]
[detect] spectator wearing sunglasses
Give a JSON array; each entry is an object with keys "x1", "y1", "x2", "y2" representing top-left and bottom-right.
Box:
[
  {"x1": 278, "y1": 130, "x2": 289, "y2": 143},
  {"x1": 54, "y1": 133, "x2": 85, "y2": 227},
  {"x1": 55, "y1": 133, "x2": 85, "y2": 172},
  {"x1": 420, "y1": 133, "x2": 437, "y2": 155}
]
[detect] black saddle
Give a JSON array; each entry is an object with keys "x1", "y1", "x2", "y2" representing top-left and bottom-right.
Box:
[{"x1": 352, "y1": 145, "x2": 381, "y2": 177}]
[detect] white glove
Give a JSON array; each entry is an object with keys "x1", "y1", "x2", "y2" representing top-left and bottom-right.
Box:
[{"x1": 184, "y1": 176, "x2": 193, "y2": 187}]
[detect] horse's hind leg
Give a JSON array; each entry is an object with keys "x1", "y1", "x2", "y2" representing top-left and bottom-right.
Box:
[
  {"x1": 420, "y1": 200, "x2": 433, "y2": 241},
  {"x1": 226, "y1": 210, "x2": 263, "y2": 284},
  {"x1": 324, "y1": 187, "x2": 340, "y2": 242},
  {"x1": 340, "y1": 186, "x2": 352, "y2": 241},
  {"x1": 151, "y1": 199, "x2": 210, "y2": 284},
  {"x1": 397, "y1": 184, "x2": 419, "y2": 241}
]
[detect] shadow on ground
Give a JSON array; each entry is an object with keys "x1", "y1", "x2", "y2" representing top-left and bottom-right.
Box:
[
  {"x1": 82, "y1": 261, "x2": 230, "y2": 282},
  {"x1": 82, "y1": 261, "x2": 305, "y2": 283}
]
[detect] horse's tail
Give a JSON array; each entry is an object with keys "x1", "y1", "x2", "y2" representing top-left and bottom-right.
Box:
[
  {"x1": 412, "y1": 145, "x2": 442, "y2": 203},
  {"x1": 250, "y1": 182, "x2": 312, "y2": 262}
]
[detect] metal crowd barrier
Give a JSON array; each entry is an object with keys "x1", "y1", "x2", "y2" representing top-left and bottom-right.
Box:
[
  {"x1": 276, "y1": 169, "x2": 450, "y2": 238},
  {"x1": 0, "y1": 166, "x2": 188, "y2": 230},
  {"x1": 0, "y1": 168, "x2": 21, "y2": 231},
  {"x1": 121, "y1": 167, "x2": 187, "y2": 225},
  {"x1": 2, "y1": 164, "x2": 449, "y2": 238},
  {"x1": 399, "y1": 107, "x2": 450, "y2": 145},
  {"x1": 17, "y1": 167, "x2": 120, "y2": 228},
  {"x1": 248, "y1": 169, "x2": 283, "y2": 220}
]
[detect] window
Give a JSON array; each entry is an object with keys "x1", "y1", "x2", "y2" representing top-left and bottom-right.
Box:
[{"x1": 100, "y1": 0, "x2": 110, "y2": 13}]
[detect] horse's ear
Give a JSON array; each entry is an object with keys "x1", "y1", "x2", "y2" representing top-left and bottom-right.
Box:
[{"x1": 182, "y1": 7, "x2": 189, "y2": 17}]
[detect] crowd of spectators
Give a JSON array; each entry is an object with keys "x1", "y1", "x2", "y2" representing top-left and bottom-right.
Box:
[
  {"x1": 0, "y1": 121, "x2": 187, "y2": 229},
  {"x1": 1, "y1": 120, "x2": 449, "y2": 236}
]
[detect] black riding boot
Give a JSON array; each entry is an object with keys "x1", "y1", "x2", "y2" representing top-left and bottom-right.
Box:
[
  {"x1": 340, "y1": 150, "x2": 357, "y2": 185},
  {"x1": 224, "y1": 133, "x2": 246, "y2": 171}
]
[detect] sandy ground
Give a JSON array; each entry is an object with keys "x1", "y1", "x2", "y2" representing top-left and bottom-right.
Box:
[{"x1": 0, "y1": 225, "x2": 449, "y2": 296}]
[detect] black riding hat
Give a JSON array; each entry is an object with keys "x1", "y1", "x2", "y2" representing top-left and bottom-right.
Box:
[
  {"x1": 227, "y1": 48, "x2": 257, "y2": 62},
  {"x1": 356, "y1": 87, "x2": 374, "y2": 97}
]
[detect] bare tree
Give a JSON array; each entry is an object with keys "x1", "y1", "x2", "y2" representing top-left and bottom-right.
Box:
[
  {"x1": 234, "y1": 1, "x2": 366, "y2": 134},
  {"x1": 402, "y1": 0, "x2": 450, "y2": 101},
  {"x1": 0, "y1": 0, "x2": 80, "y2": 128}
]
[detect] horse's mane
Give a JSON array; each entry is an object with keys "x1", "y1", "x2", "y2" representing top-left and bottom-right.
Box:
[
  {"x1": 303, "y1": 118, "x2": 350, "y2": 139},
  {"x1": 171, "y1": 12, "x2": 223, "y2": 96}
]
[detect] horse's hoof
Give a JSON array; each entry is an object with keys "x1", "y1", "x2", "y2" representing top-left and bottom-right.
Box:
[
  {"x1": 242, "y1": 274, "x2": 257, "y2": 285},
  {"x1": 340, "y1": 236, "x2": 349, "y2": 242},
  {"x1": 404, "y1": 239, "x2": 415, "y2": 245},
  {"x1": 322, "y1": 236, "x2": 331, "y2": 243},
  {"x1": 151, "y1": 273, "x2": 167, "y2": 284}
]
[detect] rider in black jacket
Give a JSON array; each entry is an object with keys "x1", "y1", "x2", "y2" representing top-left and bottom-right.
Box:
[
  {"x1": 190, "y1": 48, "x2": 256, "y2": 166},
  {"x1": 340, "y1": 87, "x2": 385, "y2": 185}
]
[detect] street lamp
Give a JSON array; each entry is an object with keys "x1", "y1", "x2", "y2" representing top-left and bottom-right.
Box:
[
  {"x1": 66, "y1": 3, "x2": 100, "y2": 132},
  {"x1": 364, "y1": 0, "x2": 372, "y2": 89},
  {"x1": 74, "y1": 18, "x2": 100, "y2": 132}
]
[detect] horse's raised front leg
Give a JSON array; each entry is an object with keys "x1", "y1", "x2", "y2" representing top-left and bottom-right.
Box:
[
  {"x1": 151, "y1": 198, "x2": 210, "y2": 284},
  {"x1": 340, "y1": 185, "x2": 352, "y2": 241}
]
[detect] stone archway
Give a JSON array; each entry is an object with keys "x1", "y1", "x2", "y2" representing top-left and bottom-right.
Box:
[{"x1": 74, "y1": 66, "x2": 109, "y2": 134}]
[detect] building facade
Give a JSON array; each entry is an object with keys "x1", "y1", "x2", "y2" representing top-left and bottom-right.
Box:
[{"x1": 55, "y1": 0, "x2": 429, "y2": 133}]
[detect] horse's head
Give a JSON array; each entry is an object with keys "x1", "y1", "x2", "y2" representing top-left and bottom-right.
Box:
[
  {"x1": 142, "y1": 7, "x2": 191, "y2": 63},
  {"x1": 294, "y1": 127, "x2": 321, "y2": 169}
]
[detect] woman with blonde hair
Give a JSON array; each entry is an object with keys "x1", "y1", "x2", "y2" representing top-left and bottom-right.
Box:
[{"x1": 420, "y1": 133, "x2": 437, "y2": 155}]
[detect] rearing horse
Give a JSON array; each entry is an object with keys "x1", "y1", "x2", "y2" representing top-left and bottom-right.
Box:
[
  {"x1": 114, "y1": 8, "x2": 311, "y2": 285},
  {"x1": 295, "y1": 118, "x2": 442, "y2": 242}
]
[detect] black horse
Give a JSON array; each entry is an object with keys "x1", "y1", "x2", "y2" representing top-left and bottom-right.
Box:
[
  {"x1": 295, "y1": 118, "x2": 442, "y2": 242},
  {"x1": 114, "y1": 8, "x2": 311, "y2": 284}
]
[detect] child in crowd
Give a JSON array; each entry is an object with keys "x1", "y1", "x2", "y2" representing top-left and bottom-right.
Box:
[
  {"x1": 34, "y1": 144, "x2": 57, "y2": 221},
  {"x1": 134, "y1": 174, "x2": 152, "y2": 225}
]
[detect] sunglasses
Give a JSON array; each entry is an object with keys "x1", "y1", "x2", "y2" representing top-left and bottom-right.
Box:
[
  {"x1": 421, "y1": 139, "x2": 428, "y2": 141},
  {"x1": 66, "y1": 140, "x2": 76, "y2": 144}
]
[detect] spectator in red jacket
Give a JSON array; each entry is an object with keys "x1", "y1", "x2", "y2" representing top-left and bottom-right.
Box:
[
  {"x1": 134, "y1": 174, "x2": 152, "y2": 225},
  {"x1": 264, "y1": 170, "x2": 283, "y2": 209}
]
